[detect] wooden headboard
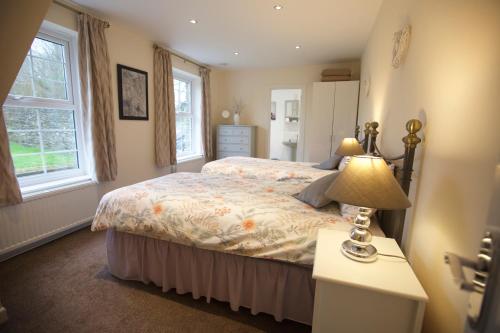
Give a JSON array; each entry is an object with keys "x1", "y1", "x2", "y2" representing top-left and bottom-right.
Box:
[{"x1": 357, "y1": 120, "x2": 423, "y2": 246}]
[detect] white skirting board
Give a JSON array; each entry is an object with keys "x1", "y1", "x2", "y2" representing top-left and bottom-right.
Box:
[{"x1": 0, "y1": 217, "x2": 93, "y2": 262}]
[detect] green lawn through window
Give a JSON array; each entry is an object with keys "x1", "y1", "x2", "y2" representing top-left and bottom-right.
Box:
[{"x1": 10, "y1": 142, "x2": 77, "y2": 175}]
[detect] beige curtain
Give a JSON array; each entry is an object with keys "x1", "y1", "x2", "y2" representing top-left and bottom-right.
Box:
[
  {"x1": 0, "y1": 106, "x2": 22, "y2": 206},
  {"x1": 199, "y1": 67, "x2": 214, "y2": 161},
  {"x1": 153, "y1": 45, "x2": 176, "y2": 167},
  {"x1": 78, "y1": 13, "x2": 117, "y2": 182}
]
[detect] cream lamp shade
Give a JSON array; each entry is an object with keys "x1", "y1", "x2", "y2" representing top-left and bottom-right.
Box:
[
  {"x1": 335, "y1": 138, "x2": 365, "y2": 156},
  {"x1": 326, "y1": 155, "x2": 411, "y2": 210}
]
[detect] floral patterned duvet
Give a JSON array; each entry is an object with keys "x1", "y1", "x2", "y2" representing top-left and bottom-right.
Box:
[
  {"x1": 92, "y1": 172, "x2": 355, "y2": 265},
  {"x1": 202, "y1": 156, "x2": 335, "y2": 182}
]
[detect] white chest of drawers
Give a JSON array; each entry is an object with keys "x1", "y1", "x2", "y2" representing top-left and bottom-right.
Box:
[{"x1": 217, "y1": 125, "x2": 256, "y2": 159}]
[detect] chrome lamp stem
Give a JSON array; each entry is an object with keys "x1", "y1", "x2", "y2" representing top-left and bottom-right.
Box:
[{"x1": 341, "y1": 207, "x2": 378, "y2": 262}]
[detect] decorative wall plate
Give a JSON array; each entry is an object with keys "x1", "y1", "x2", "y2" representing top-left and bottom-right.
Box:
[
  {"x1": 362, "y1": 77, "x2": 370, "y2": 97},
  {"x1": 392, "y1": 24, "x2": 411, "y2": 68}
]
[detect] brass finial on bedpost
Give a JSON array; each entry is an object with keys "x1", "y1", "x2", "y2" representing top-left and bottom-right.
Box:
[
  {"x1": 402, "y1": 119, "x2": 422, "y2": 149},
  {"x1": 364, "y1": 122, "x2": 371, "y2": 135},
  {"x1": 362, "y1": 122, "x2": 370, "y2": 152},
  {"x1": 354, "y1": 125, "x2": 360, "y2": 141},
  {"x1": 369, "y1": 122, "x2": 379, "y2": 154}
]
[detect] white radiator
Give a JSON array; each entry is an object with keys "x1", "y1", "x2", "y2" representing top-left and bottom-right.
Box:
[{"x1": 0, "y1": 184, "x2": 99, "y2": 261}]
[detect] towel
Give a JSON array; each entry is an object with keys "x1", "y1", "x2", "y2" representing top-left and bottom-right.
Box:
[
  {"x1": 321, "y1": 75, "x2": 351, "y2": 82},
  {"x1": 322, "y1": 68, "x2": 351, "y2": 76}
]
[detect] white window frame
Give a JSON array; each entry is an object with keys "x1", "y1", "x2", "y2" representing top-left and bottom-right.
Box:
[
  {"x1": 174, "y1": 75, "x2": 193, "y2": 158},
  {"x1": 3, "y1": 21, "x2": 89, "y2": 192},
  {"x1": 173, "y1": 69, "x2": 202, "y2": 161}
]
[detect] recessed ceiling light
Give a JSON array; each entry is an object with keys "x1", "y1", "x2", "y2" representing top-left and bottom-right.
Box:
[
  {"x1": 295, "y1": 45, "x2": 301, "y2": 49},
  {"x1": 233, "y1": 51, "x2": 239, "y2": 55},
  {"x1": 273, "y1": 4, "x2": 283, "y2": 10},
  {"x1": 189, "y1": 19, "x2": 198, "y2": 24}
]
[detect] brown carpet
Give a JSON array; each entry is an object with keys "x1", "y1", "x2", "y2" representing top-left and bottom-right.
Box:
[{"x1": 0, "y1": 228, "x2": 310, "y2": 333}]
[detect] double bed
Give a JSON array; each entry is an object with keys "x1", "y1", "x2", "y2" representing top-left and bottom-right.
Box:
[
  {"x1": 92, "y1": 120, "x2": 422, "y2": 325},
  {"x1": 94, "y1": 170, "x2": 364, "y2": 324}
]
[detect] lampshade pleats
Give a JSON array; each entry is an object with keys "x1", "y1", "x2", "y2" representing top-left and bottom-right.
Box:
[{"x1": 325, "y1": 156, "x2": 411, "y2": 210}]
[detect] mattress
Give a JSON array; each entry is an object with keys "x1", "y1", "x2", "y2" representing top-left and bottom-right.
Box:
[{"x1": 92, "y1": 172, "x2": 382, "y2": 265}]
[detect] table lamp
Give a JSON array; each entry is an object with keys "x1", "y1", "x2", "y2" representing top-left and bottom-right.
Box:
[
  {"x1": 325, "y1": 155, "x2": 411, "y2": 262},
  {"x1": 335, "y1": 138, "x2": 365, "y2": 157},
  {"x1": 335, "y1": 138, "x2": 365, "y2": 170}
]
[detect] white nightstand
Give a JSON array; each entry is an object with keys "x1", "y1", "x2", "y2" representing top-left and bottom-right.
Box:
[{"x1": 312, "y1": 229, "x2": 428, "y2": 333}]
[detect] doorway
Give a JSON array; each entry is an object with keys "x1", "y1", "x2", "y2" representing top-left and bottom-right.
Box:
[{"x1": 269, "y1": 89, "x2": 302, "y2": 161}]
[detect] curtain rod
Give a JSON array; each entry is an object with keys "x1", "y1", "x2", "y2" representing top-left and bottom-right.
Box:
[
  {"x1": 153, "y1": 44, "x2": 208, "y2": 69},
  {"x1": 54, "y1": 0, "x2": 110, "y2": 28}
]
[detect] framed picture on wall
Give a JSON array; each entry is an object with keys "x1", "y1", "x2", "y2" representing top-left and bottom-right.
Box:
[{"x1": 117, "y1": 64, "x2": 149, "y2": 120}]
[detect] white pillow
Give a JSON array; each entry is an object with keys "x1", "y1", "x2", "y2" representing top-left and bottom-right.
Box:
[
  {"x1": 338, "y1": 157, "x2": 349, "y2": 171},
  {"x1": 339, "y1": 203, "x2": 377, "y2": 219}
]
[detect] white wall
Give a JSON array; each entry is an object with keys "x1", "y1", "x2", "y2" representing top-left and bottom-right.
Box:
[
  {"x1": 212, "y1": 61, "x2": 360, "y2": 159},
  {"x1": 358, "y1": 0, "x2": 500, "y2": 332},
  {"x1": 0, "y1": 3, "x2": 206, "y2": 257}
]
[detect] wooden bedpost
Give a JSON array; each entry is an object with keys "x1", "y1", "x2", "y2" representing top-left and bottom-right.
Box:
[
  {"x1": 362, "y1": 122, "x2": 370, "y2": 152},
  {"x1": 354, "y1": 125, "x2": 360, "y2": 142},
  {"x1": 369, "y1": 122, "x2": 379, "y2": 155}
]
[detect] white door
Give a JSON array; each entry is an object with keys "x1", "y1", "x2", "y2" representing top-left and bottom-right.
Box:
[{"x1": 305, "y1": 82, "x2": 335, "y2": 162}]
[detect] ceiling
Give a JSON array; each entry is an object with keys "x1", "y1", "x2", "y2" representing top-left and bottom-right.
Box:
[{"x1": 73, "y1": 0, "x2": 383, "y2": 69}]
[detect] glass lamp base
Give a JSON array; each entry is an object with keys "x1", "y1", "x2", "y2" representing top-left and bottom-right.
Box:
[{"x1": 341, "y1": 240, "x2": 378, "y2": 262}]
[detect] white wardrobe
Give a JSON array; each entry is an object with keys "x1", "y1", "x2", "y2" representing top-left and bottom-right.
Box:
[{"x1": 304, "y1": 81, "x2": 359, "y2": 162}]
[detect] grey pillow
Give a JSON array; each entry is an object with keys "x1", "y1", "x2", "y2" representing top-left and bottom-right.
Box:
[
  {"x1": 293, "y1": 172, "x2": 340, "y2": 208},
  {"x1": 312, "y1": 154, "x2": 342, "y2": 170}
]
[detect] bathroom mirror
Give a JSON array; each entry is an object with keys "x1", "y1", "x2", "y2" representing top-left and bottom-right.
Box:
[{"x1": 285, "y1": 100, "x2": 300, "y2": 121}]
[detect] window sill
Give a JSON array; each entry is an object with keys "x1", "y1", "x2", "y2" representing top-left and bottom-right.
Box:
[
  {"x1": 177, "y1": 154, "x2": 205, "y2": 164},
  {"x1": 21, "y1": 176, "x2": 96, "y2": 202}
]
